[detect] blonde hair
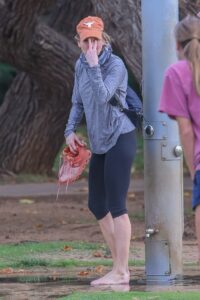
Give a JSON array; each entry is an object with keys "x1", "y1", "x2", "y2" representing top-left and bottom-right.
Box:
[
  {"x1": 74, "y1": 31, "x2": 112, "y2": 45},
  {"x1": 175, "y1": 15, "x2": 200, "y2": 95}
]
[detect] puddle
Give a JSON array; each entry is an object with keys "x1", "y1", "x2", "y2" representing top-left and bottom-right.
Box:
[{"x1": 0, "y1": 268, "x2": 200, "y2": 299}]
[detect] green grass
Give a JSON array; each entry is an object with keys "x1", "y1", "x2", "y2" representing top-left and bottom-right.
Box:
[
  {"x1": 0, "y1": 241, "x2": 144, "y2": 269},
  {"x1": 1, "y1": 124, "x2": 189, "y2": 183},
  {"x1": 0, "y1": 240, "x2": 100, "y2": 254},
  {"x1": 0, "y1": 63, "x2": 17, "y2": 106},
  {"x1": 53, "y1": 127, "x2": 144, "y2": 177},
  {"x1": 7, "y1": 124, "x2": 189, "y2": 183},
  {"x1": 129, "y1": 211, "x2": 145, "y2": 222},
  {"x1": 8, "y1": 258, "x2": 144, "y2": 269},
  {"x1": 0, "y1": 172, "x2": 57, "y2": 184},
  {"x1": 15, "y1": 173, "x2": 55, "y2": 183},
  {"x1": 0, "y1": 125, "x2": 144, "y2": 183},
  {"x1": 134, "y1": 131, "x2": 144, "y2": 175},
  {"x1": 184, "y1": 207, "x2": 194, "y2": 217},
  {"x1": 59, "y1": 291, "x2": 200, "y2": 300},
  {"x1": 0, "y1": 241, "x2": 99, "y2": 268},
  {"x1": 54, "y1": 125, "x2": 190, "y2": 178}
]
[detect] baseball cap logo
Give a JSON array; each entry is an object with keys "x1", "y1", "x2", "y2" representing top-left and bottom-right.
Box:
[
  {"x1": 76, "y1": 16, "x2": 104, "y2": 42},
  {"x1": 83, "y1": 21, "x2": 95, "y2": 28}
]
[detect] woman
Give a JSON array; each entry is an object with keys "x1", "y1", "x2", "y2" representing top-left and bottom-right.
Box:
[
  {"x1": 159, "y1": 15, "x2": 200, "y2": 261},
  {"x1": 64, "y1": 16, "x2": 136, "y2": 285}
]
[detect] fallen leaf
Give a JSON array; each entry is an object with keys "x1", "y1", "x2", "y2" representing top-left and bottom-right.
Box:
[
  {"x1": 35, "y1": 224, "x2": 43, "y2": 228},
  {"x1": 79, "y1": 187, "x2": 88, "y2": 192},
  {"x1": 94, "y1": 265, "x2": 104, "y2": 274},
  {"x1": 52, "y1": 276, "x2": 58, "y2": 281},
  {"x1": 93, "y1": 251, "x2": 103, "y2": 258},
  {"x1": 63, "y1": 245, "x2": 72, "y2": 251},
  {"x1": 128, "y1": 193, "x2": 136, "y2": 199},
  {"x1": 17, "y1": 269, "x2": 25, "y2": 273},
  {"x1": 78, "y1": 270, "x2": 90, "y2": 276},
  {"x1": 184, "y1": 191, "x2": 191, "y2": 197},
  {"x1": 19, "y1": 199, "x2": 34, "y2": 204},
  {"x1": 0, "y1": 268, "x2": 14, "y2": 274},
  {"x1": 52, "y1": 271, "x2": 59, "y2": 275},
  {"x1": 131, "y1": 235, "x2": 137, "y2": 241}
]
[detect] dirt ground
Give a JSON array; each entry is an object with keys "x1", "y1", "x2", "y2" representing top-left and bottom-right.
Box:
[
  {"x1": 1, "y1": 188, "x2": 200, "y2": 298},
  {"x1": 0, "y1": 189, "x2": 195, "y2": 244}
]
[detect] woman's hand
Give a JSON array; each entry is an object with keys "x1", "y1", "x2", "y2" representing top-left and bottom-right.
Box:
[
  {"x1": 65, "y1": 132, "x2": 85, "y2": 154},
  {"x1": 85, "y1": 39, "x2": 98, "y2": 67}
]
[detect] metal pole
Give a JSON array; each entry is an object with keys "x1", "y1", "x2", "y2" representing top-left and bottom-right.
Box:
[{"x1": 142, "y1": 0, "x2": 183, "y2": 281}]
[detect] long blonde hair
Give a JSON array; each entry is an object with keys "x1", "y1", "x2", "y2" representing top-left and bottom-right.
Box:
[{"x1": 175, "y1": 15, "x2": 200, "y2": 96}]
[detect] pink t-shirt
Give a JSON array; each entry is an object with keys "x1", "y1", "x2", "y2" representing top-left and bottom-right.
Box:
[{"x1": 159, "y1": 60, "x2": 200, "y2": 171}]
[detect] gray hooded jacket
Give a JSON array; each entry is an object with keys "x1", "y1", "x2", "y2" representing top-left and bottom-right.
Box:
[{"x1": 64, "y1": 45, "x2": 134, "y2": 154}]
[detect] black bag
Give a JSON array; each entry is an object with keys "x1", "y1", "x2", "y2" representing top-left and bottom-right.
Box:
[{"x1": 109, "y1": 86, "x2": 143, "y2": 130}]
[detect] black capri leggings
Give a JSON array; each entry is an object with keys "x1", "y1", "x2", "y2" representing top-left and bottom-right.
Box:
[{"x1": 88, "y1": 130, "x2": 136, "y2": 220}]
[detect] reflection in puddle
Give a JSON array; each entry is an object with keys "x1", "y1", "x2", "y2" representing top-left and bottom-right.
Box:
[
  {"x1": 0, "y1": 272, "x2": 200, "y2": 298},
  {"x1": 0, "y1": 273, "x2": 200, "y2": 287},
  {"x1": 89, "y1": 284, "x2": 131, "y2": 293}
]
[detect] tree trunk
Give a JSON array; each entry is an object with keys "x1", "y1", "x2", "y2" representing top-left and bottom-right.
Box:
[
  {"x1": 0, "y1": 0, "x2": 91, "y2": 174},
  {"x1": 0, "y1": 0, "x2": 199, "y2": 174}
]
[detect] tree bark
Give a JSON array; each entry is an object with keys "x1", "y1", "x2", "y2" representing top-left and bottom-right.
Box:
[
  {"x1": 0, "y1": 0, "x2": 199, "y2": 175},
  {"x1": 0, "y1": 0, "x2": 89, "y2": 174},
  {"x1": 92, "y1": 0, "x2": 142, "y2": 83}
]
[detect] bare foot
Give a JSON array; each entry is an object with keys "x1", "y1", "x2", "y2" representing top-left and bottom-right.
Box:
[
  {"x1": 90, "y1": 283, "x2": 130, "y2": 292},
  {"x1": 90, "y1": 270, "x2": 130, "y2": 286}
]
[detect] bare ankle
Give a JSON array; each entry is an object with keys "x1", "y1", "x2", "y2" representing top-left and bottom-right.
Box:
[{"x1": 115, "y1": 268, "x2": 129, "y2": 276}]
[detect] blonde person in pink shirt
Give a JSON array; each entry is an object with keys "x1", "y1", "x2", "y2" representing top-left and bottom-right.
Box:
[{"x1": 159, "y1": 15, "x2": 200, "y2": 261}]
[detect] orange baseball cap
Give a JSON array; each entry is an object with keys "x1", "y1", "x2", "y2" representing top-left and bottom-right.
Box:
[{"x1": 76, "y1": 16, "x2": 104, "y2": 42}]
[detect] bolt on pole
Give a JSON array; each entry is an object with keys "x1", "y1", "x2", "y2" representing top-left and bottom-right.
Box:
[{"x1": 142, "y1": 0, "x2": 183, "y2": 281}]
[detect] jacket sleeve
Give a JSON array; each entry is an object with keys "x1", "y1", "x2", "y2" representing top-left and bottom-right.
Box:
[
  {"x1": 64, "y1": 63, "x2": 84, "y2": 137},
  {"x1": 86, "y1": 57, "x2": 127, "y2": 104}
]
